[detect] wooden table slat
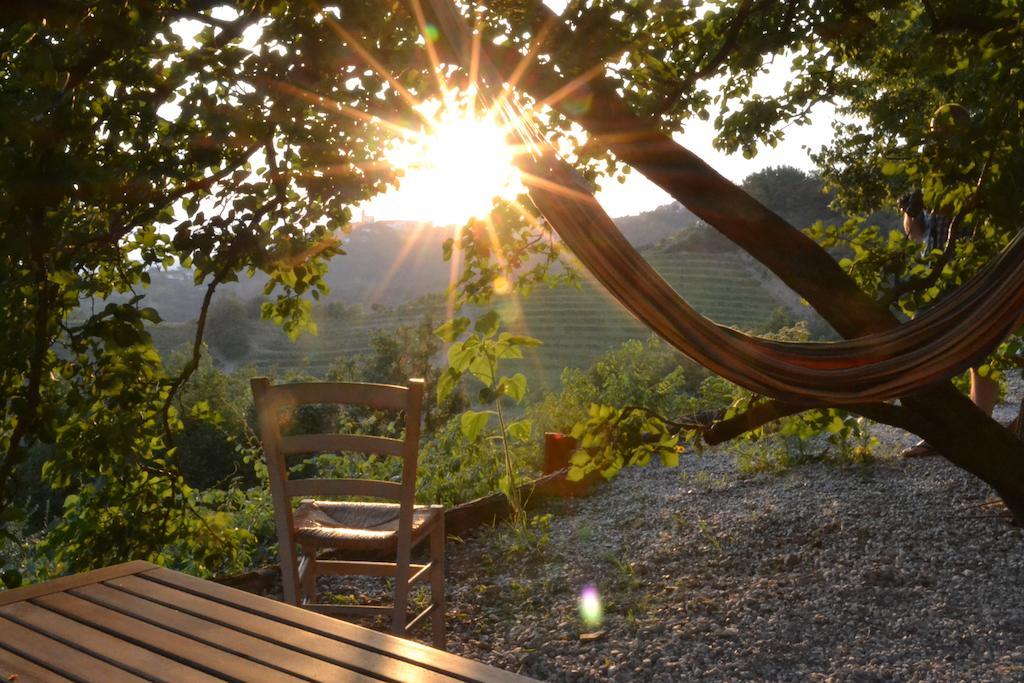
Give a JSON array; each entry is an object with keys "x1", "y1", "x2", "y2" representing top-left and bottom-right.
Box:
[
  {"x1": 39, "y1": 590, "x2": 302, "y2": 683},
  {"x1": 1, "y1": 601, "x2": 216, "y2": 683},
  {"x1": 1, "y1": 561, "x2": 535, "y2": 683},
  {"x1": 108, "y1": 574, "x2": 457, "y2": 683},
  {"x1": 0, "y1": 562, "x2": 154, "y2": 608},
  {"x1": 0, "y1": 614, "x2": 147, "y2": 683},
  {"x1": 0, "y1": 647, "x2": 74, "y2": 683},
  {"x1": 142, "y1": 567, "x2": 530, "y2": 683},
  {"x1": 77, "y1": 581, "x2": 366, "y2": 683}
]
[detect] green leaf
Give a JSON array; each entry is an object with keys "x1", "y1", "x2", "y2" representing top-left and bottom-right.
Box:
[
  {"x1": 881, "y1": 161, "x2": 902, "y2": 176},
  {"x1": 500, "y1": 373, "x2": 527, "y2": 403},
  {"x1": 437, "y1": 367, "x2": 460, "y2": 401},
  {"x1": 567, "y1": 466, "x2": 586, "y2": 482},
  {"x1": 138, "y1": 307, "x2": 162, "y2": 324},
  {"x1": 435, "y1": 316, "x2": 470, "y2": 342},
  {"x1": 505, "y1": 419, "x2": 532, "y2": 441},
  {"x1": 474, "y1": 310, "x2": 501, "y2": 338},
  {"x1": 460, "y1": 410, "x2": 490, "y2": 442},
  {"x1": 500, "y1": 333, "x2": 542, "y2": 347},
  {"x1": 494, "y1": 343, "x2": 524, "y2": 360},
  {"x1": 447, "y1": 340, "x2": 477, "y2": 373},
  {"x1": 467, "y1": 354, "x2": 494, "y2": 386},
  {"x1": 825, "y1": 416, "x2": 845, "y2": 433}
]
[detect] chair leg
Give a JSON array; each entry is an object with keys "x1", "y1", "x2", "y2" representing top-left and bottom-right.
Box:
[
  {"x1": 280, "y1": 544, "x2": 301, "y2": 606},
  {"x1": 393, "y1": 546, "x2": 411, "y2": 637},
  {"x1": 392, "y1": 569, "x2": 410, "y2": 637},
  {"x1": 430, "y1": 516, "x2": 446, "y2": 650},
  {"x1": 299, "y1": 548, "x2": 317, "y2": 605}
]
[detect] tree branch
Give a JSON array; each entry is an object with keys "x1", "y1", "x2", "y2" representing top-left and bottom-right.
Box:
[
  {"x1": 654, "y1": 0, "x2": 760, "y2": 116},
  {"x1": 699, "y1": 400, "x2": 810, "y2": 444},
  {"x1": 73, "y1": 143, "x2": 259, "y2": 253},
  {"x1": 0, "y1": 212, "x2": 55, "y2": 515}
]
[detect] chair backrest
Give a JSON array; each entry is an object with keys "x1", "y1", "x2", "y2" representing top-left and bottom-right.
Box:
[{"x1": 250, "y1": 378, "x2": 425, "y2": 514}]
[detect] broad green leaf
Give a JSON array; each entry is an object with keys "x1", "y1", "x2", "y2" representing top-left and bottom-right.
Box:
[
  {"x1": 437, "y1": 367, "x2": 460, "y2": 401},
  {"x1": 500, "y1": 373, "x2": 527, "y2": 403},
  {"x1": 825, "y1": 416, "x2": 845, "y2": 433},
  {"x1": 499, "y1": 333, "x2": 542, "y2": 347},
  {"x1": 435, "y1": 316, "x2": 470, "y2": 342},
  {"x1": 474, "y1": 310, "x2": 501, "y2": 338},
  {"x1": 505, "y1": 418, "x2": 532, "y2": 441},
  {"x1": 460, "y1": 410, "x2": 490, "y2": 442},
  {"x1": 468, "y1": 354, "x2": 494, "y2": 386},
  {"x1": 494, "y1": 343, "x2": 524, "y2": 360},
  {"x1": 447, "y1": 341, "x2": 477, "y2": 373}
]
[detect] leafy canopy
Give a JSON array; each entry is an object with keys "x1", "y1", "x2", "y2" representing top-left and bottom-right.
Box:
[{"x1": 4, "y1": 0, "x2": 1024, "y2": 580}]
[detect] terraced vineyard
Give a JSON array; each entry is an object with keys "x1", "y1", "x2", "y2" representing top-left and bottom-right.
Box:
[
  {"x1": 499, "y1": 250, "x2": 788, "y2": 392},
  {"x1": 152, "y1": 247, "x2": 793, "y2": 389}
]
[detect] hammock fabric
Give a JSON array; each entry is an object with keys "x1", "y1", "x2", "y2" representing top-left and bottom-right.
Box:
[
  {"x1": 423, "y1": 0, "x2": 1024, "y2": 405},
  {"x1": 523, "y1": 155, "x2": 1024, "y2": 405}
]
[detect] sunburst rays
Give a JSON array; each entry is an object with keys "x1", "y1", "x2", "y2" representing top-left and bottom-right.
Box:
[{"x1": 264, "y1": 0, "x2": 596, "y2": 332}]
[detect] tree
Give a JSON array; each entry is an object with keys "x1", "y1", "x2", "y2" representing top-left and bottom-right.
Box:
[
  {"x1": 205, "y1": 294, "x2": 252, "y2": 361},
  {"x1": 4, "y1": 0, "x2": 1024, "y2": 585},
  {"x1": 328, "y1": 316, "x2": 466, "y2": 432},
  {"x1": 0, "y1": 1, "x2": 425, "y2": 577},
  {"x1": 741, "y1": 167, "x2": 843, "y2": 231},
  {"x1": 414, "y1": 0, "x2": 1024, "y2": 520}
]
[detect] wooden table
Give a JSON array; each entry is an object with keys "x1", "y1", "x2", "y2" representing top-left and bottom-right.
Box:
[{"x1": 0, "y1": 560, "x2": 532, "y2": 682}]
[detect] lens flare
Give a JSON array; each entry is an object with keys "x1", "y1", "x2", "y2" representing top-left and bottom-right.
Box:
[
  {"x1": 492, "y1": 275, "x2": 512, "y2": 295},
  {"x1": 579, "y1": 584, "x2": 603, "y2": 628},
  {"x1": 385, "y1": 89, "x2": 524, "y2": 226}
]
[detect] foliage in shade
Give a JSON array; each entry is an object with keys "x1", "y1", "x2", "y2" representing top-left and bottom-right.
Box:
[
  {"x1": 0, "y1": 1, "x2": 429, "y2": 579},
  {"x1": 5, "y1": 0, "x2": 1024, "y2": 584}
]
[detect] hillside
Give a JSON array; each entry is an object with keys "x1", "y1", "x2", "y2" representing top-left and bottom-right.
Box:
[
  {"x1": 148, "y1": 166, "x2": 848, "y2": 386},
  {"x1": 499, "y1": 249, "x2": 793, "y2": 392},
  {"x1": 152, "y1": 243, "x2": 801, "y2": 389}
]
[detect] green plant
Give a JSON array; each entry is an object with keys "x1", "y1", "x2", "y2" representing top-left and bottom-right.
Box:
[
  {"x1": 498, "y1": 512, "x2": 553, "y2": 559},
  {"x1": 697, "y1": 518, "x2": 723, "y2": 555},
  {"x1": 0, "y1": 2, "x2": 410, "y2": 577},
  {"x1": 529, "y1": 336, "x2": 703, "y2": 437},
  {"x1": 436, "y1": 311, "x2": 540, "y2": 524},
  {"x1": 567, "y1": 404, "x2": 681, "y2": 482}
]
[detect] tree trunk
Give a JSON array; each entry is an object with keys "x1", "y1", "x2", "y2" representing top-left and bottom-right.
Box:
[
  {"x1": 512, "y1": 44, "x2": 1024, "y2": 520},
  {"x1": 422, "y1": 2, "x2": 1024, "y2": 520},
  {"x1": 900, "y1": 388, "x2": 1024, "y2": 523}
]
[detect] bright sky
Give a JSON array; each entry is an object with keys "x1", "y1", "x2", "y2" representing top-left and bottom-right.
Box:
[
  {"x1": 171, "y1": 5, "x2": 838, "y2": 224},
  {"x1": 363, "y1": 74, "x2": 837, "y2": 221},
  {"x1": 362, "y1": 0, "x2": 838, "y2": 222},
  {"x1": 591, "y1": 105, "x2": 835, "y2": 219}
]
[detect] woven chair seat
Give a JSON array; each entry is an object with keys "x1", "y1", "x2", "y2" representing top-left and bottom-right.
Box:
[{"x1": 293, "y1": 500, "x2": 441, "y2": 551}]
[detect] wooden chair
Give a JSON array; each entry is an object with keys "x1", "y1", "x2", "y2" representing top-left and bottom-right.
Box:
[{"x1": 250, "y1": 377, "x2": 446, "y2": 649}]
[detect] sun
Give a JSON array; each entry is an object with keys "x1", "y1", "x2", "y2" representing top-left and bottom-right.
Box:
[{"x1": 385, "y1": 90, "x2": 524, "y2": 226}]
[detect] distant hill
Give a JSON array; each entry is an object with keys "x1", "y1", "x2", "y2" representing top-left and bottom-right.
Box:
[
  {"x1": 139, "y1": 203, "x2": 699, "y2": 324},
  {"x1": 145, "y1": 166, "x2": 854, "y2": 383},
  {"x1": 614, "y1": 202, "x2": 697, "y2": 247},
  {"x1": 151, "y1": 240, "x2": 808, "y2": 388}
]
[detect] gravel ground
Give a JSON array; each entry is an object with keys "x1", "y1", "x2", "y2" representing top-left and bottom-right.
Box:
[
  {"x1": 443, "y1": 450, "x2": 1024, "y2": 681},
  {"x1": 312, "y1": 389, "x2": 1024, "y2": 682}
]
